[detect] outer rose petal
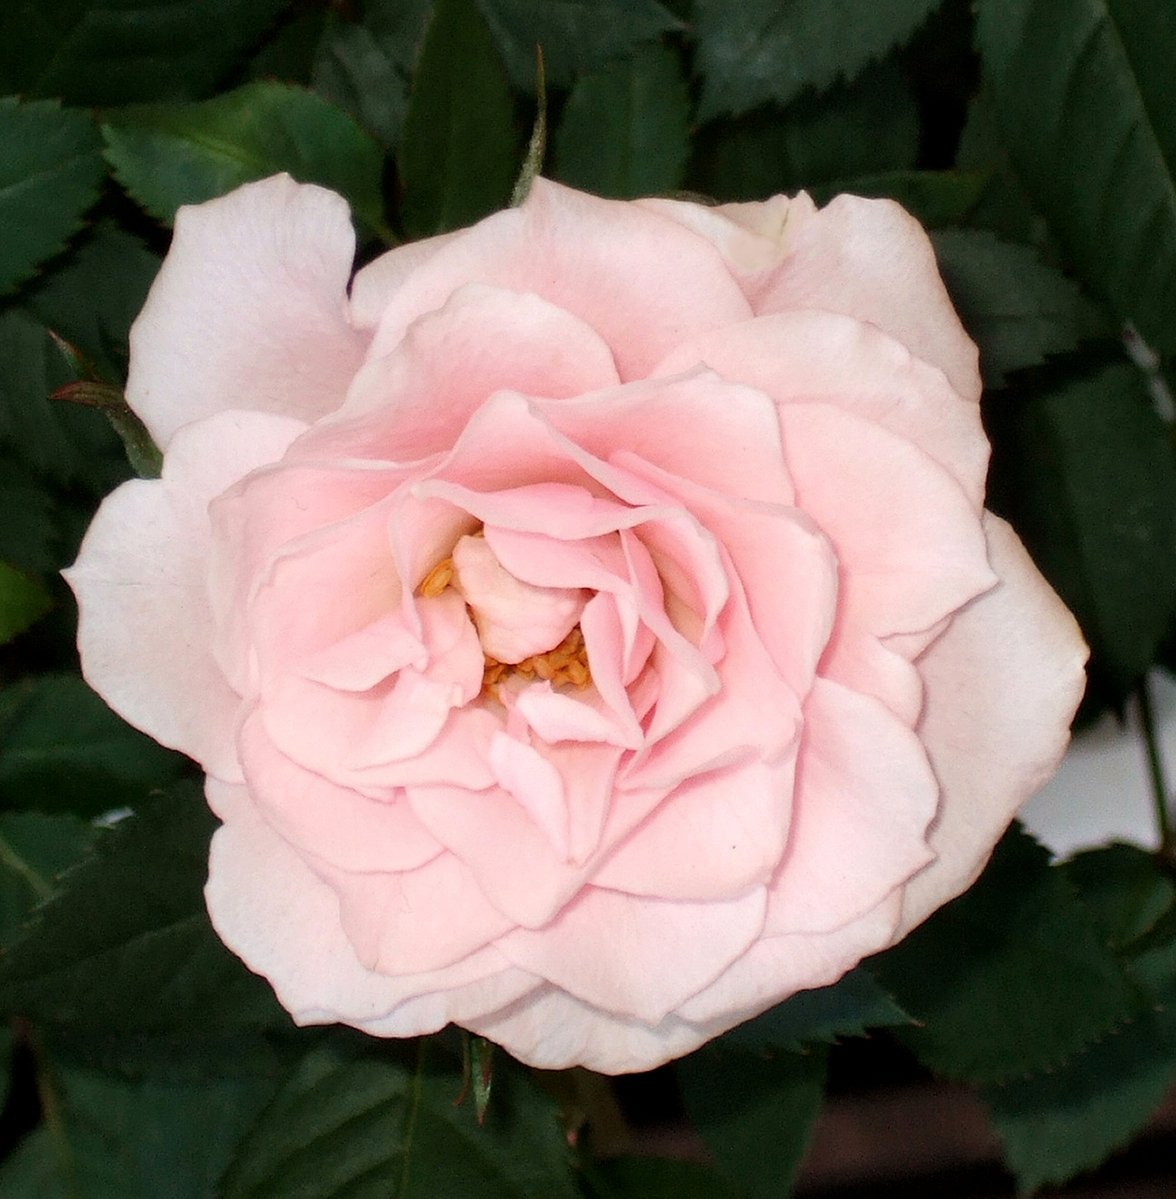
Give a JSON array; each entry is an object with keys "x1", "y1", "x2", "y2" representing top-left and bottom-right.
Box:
[
  {"x1": 205, "y1": 780, "x2": 540, "y2": 1031},
  {"x1": 642, "y1": 191, "x2": 980, "y2": 402},
  {"x1": 127, "y1": 175, "x2": 367, "y2": 450},
  {"x1": 66, "y1": 411, "x2": 306, "y2": 780},
  {"x1": 894, "y1": 515, "x2": 1088, "y2": 936}
]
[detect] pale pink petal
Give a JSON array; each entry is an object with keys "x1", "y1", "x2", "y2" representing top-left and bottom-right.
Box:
[
  {"x1": 678, "y1": 891, "x2": 904, "y2": 1025},
  {"x1": 749, "y1": 194, "x2": 981, "y2": 403},
  {"x1": 308, "y1": 284, "x2": 620, "y2": 462},
  {"x1": 779, "y1": 403, "x2": 996, "y2": 638},
  {"x1": 311, "y1": 851, "x2": 513, "y2": 974},
  {"x1": 819, "y1": 624, "x2": 925, "y2": 726},
  {"x1": 895, "y1": 515, "x2": 1088, "y2": 936},
  {"x1": 205, "y1": 779, "x2": 535, "y2": 1031},
  {"x1": 498, "y1": 884, "x2": 767, "y2": 1024},
  {"x1": 452, "y1": 534, "x2": 586, "y2": 663},
  {"x1": 407, "y1": 782, "x2": 590, "y2": 927},
  {"x1": 348, "y1": 229, "x2": 460, "y2": 330},
  {"x1": 651, "y1": 309, "x2": 988, "y2": 509},
  {"x1": 366, "y1": 178, "x2": 753, "y2": 379},
  {"x1": 536, "y1": 370, "x2": 795, "y2": 506},
  {"x1": 66, "y1": 410, "x2": 305, "y2": 780},
  {"x1": 593, "y1": 756, "x2": 796, "y2": 901},
  {"x1": 766, "y1": 679, "x2": 938, "y2": 935},
  {"x1": 489, "y1": 731, "x2": 572, "y2": 859},
  {"x1": 237, "y1": 709, "x2": 443, "y2": 874},
  {"x1": 465, "y1": 985, "x2": 716, "y2": 1073},
  {"x1": 127, "y1": 175, "x2": 367, "y2": 450},
  {"x1": 513, "y1": 683, "x2": 642, "y2": 749}
]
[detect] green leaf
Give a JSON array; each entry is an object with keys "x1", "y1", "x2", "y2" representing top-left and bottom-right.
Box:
[
  {"x1": 1065, "y1": 842, "x2": 1176, "y2": 951},
  {"x1": 399, "y1": 0, "x2": 519, "y2": 238},
  {"x1": 0, "y1": 562, "x2": 52, "y2": 645},
  {"x1": 678, "y1": 1045, "x2": 826, "y2": 1199},
  {"x1": 554, "y1": 43, "x2": 689, "y2": 200},
  {"x1": 0, "y1": 460, "x2": 57, "y2": 572},
  {"x1": 0, "y1": 810, "x2": 94, "y2": 946},
  {"x1": 474, "y1": 0, "x2": 681, "y2": 90},
  {"x1": 871, "y1": 826, "x2": 1140, "y2": 1083},
  {"x1": 0, "y1": 309, "x2": 125, "y2": 491},
  {"x1": 0, "y1": 98, "x2": 105, "y2": 297},
  {"x1": 0, "y1": 1128, "x2": 70, "y2": 1197},
  {"x1": 0, "y1": 785, "x2": 289, "y2": 1032},
  {"x1": 810, "y1": 170, "x2": 989, "y2": 229},
  {"x1": 985, "y1": 359, "x2": 1176, "y2": 697},
  {"x1": 690, "y1": 60, "x2": 918, "y2": 200},
  {"x1": 585, "y1": 1157, "x2": 742, "y2": 1199},
  {"x1": 694, "y1": 0, "x2": 945, "y2": 120},
  {"x1": 218, "y1": 1039, "x2": 578, "y2": 1199},
  {"x1": 0, "y1": 0, "x2": 287, "y2": 106},
  {"x1": 975, "y1": 0, "x2": 1176, "y2": 356},
  {"x1": 22, "y1": 222, "x2": 160, "y2": 385},
  {"x1": 0, "y1": 674, "x2": 188, "y2": 819},
  {"x1": 39, "y1": 1054, "x2": 282, "y2": 1199},
  {"x1": 311, "y1": 17, "x2": 412, "y2": 149},
  {"x1": 986, "y1": 939, "x2": 1176, "y2": 1194},
  {"x1": 720, "y1": 967, "x2": 911, "y2": 1052},
  {"x1": 931, "y1": 229, "x2": 1109, "y2": 388},
  {"x1": 101, "y1": 81, "x2": 388, "y2": 238}
]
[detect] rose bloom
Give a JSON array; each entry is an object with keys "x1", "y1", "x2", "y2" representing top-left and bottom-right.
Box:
[{"x1": 67, "y1": 175, "x2": 1086, "y2": 1073}]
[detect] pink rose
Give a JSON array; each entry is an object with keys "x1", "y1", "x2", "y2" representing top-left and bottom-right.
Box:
[{"x1": 67, "y1": 175, "x2": 1086, "y2": 1073}]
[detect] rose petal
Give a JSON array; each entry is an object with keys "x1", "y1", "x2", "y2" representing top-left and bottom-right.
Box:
[
  {"x1": 66, "y1": 411, "x2": 305, "y2": 780},
  {"x1": 366, "y1": 179, "x2": 753, "y2": 379},
  {"x1": 498, "y1": 884, "x2": 768, "y2": 1024},
  {"x1": 127, "y1": 175, "x2": 366, "y2": 450},
  {"x1": 895, "y1": 515, "x2": 1088, "y2": 936}
]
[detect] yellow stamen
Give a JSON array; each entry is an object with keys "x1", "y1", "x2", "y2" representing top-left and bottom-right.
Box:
[
  {"x1": 481, "y1": 627, "x2": 592, "y2": 699},
  {"x1": 418, "y1": 557, "x2": 454, "y2": 598}
]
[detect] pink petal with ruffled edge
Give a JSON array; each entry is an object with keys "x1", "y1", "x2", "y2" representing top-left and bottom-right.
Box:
[
  {"x1": 766, "y1": 679, "x2": 938, "y2": 935},
  {"x1": 895, "y1": 515, "x2": 1088, "y2": 937},
  {"x1": 304, "y1": 285, "x2": 621, "y2": 463},
  {"x1": 498, "y1": 884, "x2": 768, "y2": 1024},
  {"x1": 365, "y1": 179, "x2": 753, "y2": 379},
  {"x1": 205, "y1": 780, "x2": 539, "y2": 1033},
  {"x1": 65, "y1": 410, "x2": 305, "y2": 781},
  {"x1": 127, "y1": 175, "x2": 366, "y2": 451},
  {"x1": 651, "y1": 309, "x2": 988, "y2": 509}
]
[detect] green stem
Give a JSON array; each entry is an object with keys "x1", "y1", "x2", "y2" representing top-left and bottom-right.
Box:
[{"x1": 1136, "y1": 676, "x2": 1174, "y2": 858}]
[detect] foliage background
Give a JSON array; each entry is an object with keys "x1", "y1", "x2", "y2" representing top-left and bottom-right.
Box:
[{"x1": 2, "y1": 0, "x2": 1176, "y2": 1194}]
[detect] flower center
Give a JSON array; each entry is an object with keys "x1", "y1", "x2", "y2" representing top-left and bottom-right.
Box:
[{"x1": 418, "y1": 537, "x2": 591, "y2": 697}]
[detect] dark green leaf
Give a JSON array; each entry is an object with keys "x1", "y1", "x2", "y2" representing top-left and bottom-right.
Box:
[
  {"x1": 690, "y1": 61, "x2": 918, "y2": 200},
  {"x1": 0, "y1": 563, "x2": 52, "y2": 646},
  {"x1": 474, "y1": 0, "x2": 681, "y2": 89},
  {"x1": 694, "y1": 0, "x2": 945, "y2": 119},
  {"x1": 872, "y1": 826, "x2": 1140, "y2": 1083},
  {"x1": 585, "y1": 1157, "x2": 742, "y2": 1199},
  {"x1": 986, "y1": 939, "x2": 1176, "y2": 1194},
  {"x1": 931, "y1": 229, "x2": 1109, "y2": 387},
  {"x1": 0, "y1": 460, "x2": 57, "y2": 572},
  {"x1": 554, "y1": 44, "x2": 689, "y2": 199},
  {"x1": 218, "y1": 1039, "x2": 578, "y2": 1199},
  {"x1": 720, "y1": 967, "x2": 911, "y2": 1052},
  {"x1": 22, "y1": 222, "x2": 160, "y2": 385},
  {"x1": 0, "y1": 1128, "x2": 70, "y2": 1197},
  {"x1": 810, "y1": 170, "x2": 989, "y2": 229},
  {"x1": 0, "y1": 309, "x2": 125, "y2": 490},
  {"x1": 248, "y1": 9, "x2": 329, "y2": 85},
  {"x1": 311, "y1": 17, "x2": 412, "y2": 149},
  {"x1": 678, "y1": 1045, "x2": 826, "y2": 1199},
  {"x1": 0, "y1": 98, "x2": 105, "y2": 297},
  {"x1": 0, "y1": 0, "x2": 287, "y2": 106},
  {"x1": 102, "y1": 81, "x2": 388, "y2": 238},
  {"x1": 399, "y1": 0, "x2": 519, "y2": 238},
  {"x1": 0, "y1": 811, "x2": 94, "y2": 945},
  {"x1": 976, "y1": 0, "x2": 1176, "y2": 355},
  {"x1": 0, "y1": 674, "x2": 188, "y2": 818},
  {"x1": 986, "y1": 359, "x2": 1176, "y2": 697},
  {"x1": 0, "y1": 785, "x2": 289, "y2": 1032},
  {"x1": 39, "y1": 1054, "x2": 281, "y2": 1199},
  {"x1": 1065, "y1": 842, "x2": 1176, "y2": 951}
]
